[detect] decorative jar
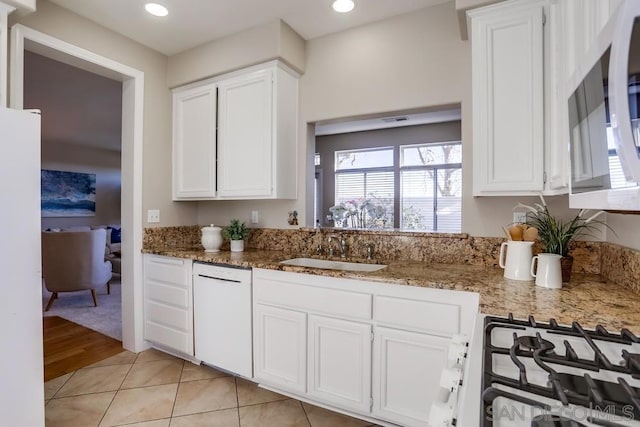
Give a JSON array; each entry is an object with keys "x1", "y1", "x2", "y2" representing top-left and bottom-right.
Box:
[{"x1": 201, "y1": 225, "x2": 222, "y2": 253}]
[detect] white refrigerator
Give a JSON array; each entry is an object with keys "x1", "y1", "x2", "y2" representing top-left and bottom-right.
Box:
[{"x1": 0, "y1": 106, "x2": 44, "y2": 426}]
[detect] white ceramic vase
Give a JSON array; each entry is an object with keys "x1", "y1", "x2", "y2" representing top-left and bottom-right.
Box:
[
  {"x1": 531, "y1": 253, "x2": 563, "y2": 289},
  {"x1": 498, "y1": 240, "x2": 534, "y2": 281},
  {"x1": 230, "y1": 239, "x2": 244, "y2": 252},
  {"x1": 201, "y1": 225, "x2": 223, "y2": 253}
]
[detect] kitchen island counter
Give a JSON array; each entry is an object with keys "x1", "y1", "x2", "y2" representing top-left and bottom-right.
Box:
[{"x1": 143, "y1": 247, "x2": 640, "y2": 333}]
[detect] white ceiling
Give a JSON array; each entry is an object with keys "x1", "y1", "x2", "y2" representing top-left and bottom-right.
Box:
[{"x1": 48, "y1": 0, "x2": 451, "y2": 56}]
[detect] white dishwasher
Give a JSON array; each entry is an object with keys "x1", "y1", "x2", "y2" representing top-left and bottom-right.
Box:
[{"x1": 193, "y1": 262, "x2": 253, "y2": 378}]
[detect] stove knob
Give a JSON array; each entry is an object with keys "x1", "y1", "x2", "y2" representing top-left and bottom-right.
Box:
[
  {"x1": 429, "y1": 401, "x2": 455, "y2": 427},
  {"x1": 448, "y1": 342, "x2": 467, "y2": 367},
  {"x1": 439, "y1": 367, "x2": 463, "y2": 392},
  {"x1": 451, "y1": 334, "x2": 468, "y2": 346}
]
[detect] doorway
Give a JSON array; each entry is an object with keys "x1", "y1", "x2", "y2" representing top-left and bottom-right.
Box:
[{"x1": 10, "y1": 24, "x2": 145, "y2": 352}]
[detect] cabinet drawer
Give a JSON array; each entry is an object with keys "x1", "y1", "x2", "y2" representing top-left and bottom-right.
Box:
[
  {"x1": 255, "y1": 278, "x2": 372, "y2": 320},
  {"x1": 144, "y1": 256, "x2": 190, "y2": 287},
  {"x1": 145, "y1": 300, "x2": 191, "y2": 331},
  {"x1": 374, "y1": 295, "x2": 461, "y2": 337},
  {"x1": 145, "y1": 281, "x2": 190, "y2": 308},
  {"x1": 145, "y1": 321, "x2": 192, "y2": 354}
]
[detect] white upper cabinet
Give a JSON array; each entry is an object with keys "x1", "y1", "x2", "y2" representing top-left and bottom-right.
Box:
[
  {"x1": 171, "y1": 61, "x2": 298, "y2": 201},
  {"x1": 470, "y1": 0, "x2": 547, "y2": 195},
  {"x1": 217, "y1": 70, "x2": 272, "y2": 197},
  {"x1": 469, "y1": 0, "x2": 622, "y2": 196},
  {"x1": 562, "y1": 0, "x2": 622, "y2": 80},
  {"x1": 172, "y1": 83, "x2": 217, "y2": 200}
]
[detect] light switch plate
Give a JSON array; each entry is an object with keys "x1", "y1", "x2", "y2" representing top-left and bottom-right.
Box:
[
  {"x1": 148, "y1": 209, "x2": 160, "y2": 223},
  {"x1": 513, "y1": 211, "x2": 527, "y2": 224}
]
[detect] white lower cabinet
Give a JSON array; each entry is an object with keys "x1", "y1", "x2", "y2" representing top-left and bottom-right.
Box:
[
  {"x1": 308, "y1": 315, "x2": 372, "y2": 414},
  {"x1": 372, "y1": 327, "x2": 450, "y2": 427},
  {"x1": 143, "y1": 254, "x2": 194, "y2": 355},
  {"x1": 252, "y1": 268, "x2": 479, "y2": 426},
  {"x1": 253, "y1": 303, "x2": 307, "y2": 394}
]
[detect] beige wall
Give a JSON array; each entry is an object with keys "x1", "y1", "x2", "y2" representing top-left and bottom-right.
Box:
[
  {"x1": 167, "y1": 19, "x2": 305, "y2": 88},
  {"x1": 197, "y1": 1, "x2": 577, "y2": 237},
  {"x1": 18, "y1": 1, "x2": 639, "y2": 242},
  {"x1": 16, "y1": 0, "x2": 198, "y2": 227},
  {"x1": 606, "y1": 213, "x2": 640, "y2": 250},
  {"x1": 41, "y1": 142, "x2": 121, "y2": 229}
]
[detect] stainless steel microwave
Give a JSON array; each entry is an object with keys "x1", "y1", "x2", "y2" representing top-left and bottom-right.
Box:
[{"x1": 568, "y1": 0, "x2": 640, "y2": 211}]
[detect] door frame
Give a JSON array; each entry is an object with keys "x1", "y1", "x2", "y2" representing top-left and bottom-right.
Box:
[{"x1": 10, "y1": 24, "x2": 146, "y2": 352}]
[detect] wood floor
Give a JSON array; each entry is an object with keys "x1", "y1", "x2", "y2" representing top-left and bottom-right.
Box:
[{"x1": 43, "y1": 316, "x2": 123, "y2": 382}]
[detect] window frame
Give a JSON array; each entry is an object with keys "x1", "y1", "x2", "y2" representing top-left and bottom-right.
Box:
[{"x1": 329, "y1": 141, "x2": 462, "y2": 231}]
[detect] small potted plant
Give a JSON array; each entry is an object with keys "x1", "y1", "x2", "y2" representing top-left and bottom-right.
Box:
[
  {"x1": 223, "y1": 219, "x2": 249, "y2": 252},
  {"x1": 515, "y1": 195, "x2": 608, "y2": 282}
]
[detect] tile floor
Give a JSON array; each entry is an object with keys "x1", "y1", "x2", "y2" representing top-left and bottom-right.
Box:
[{"x1": 44, "y1": 348, "x2": 379, "y2": 427}]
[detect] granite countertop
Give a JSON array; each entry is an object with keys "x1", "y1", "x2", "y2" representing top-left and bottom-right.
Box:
[{"x1": 143, "y1": 247, "x2": 640, "y2": 334}]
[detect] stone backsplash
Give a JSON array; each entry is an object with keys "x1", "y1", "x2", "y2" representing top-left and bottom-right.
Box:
[
  {"x1": 143, "y1": 226, "x2": 601, "y2": 274},
  {"x1": 143, "y1": 225, "x2": 201, "y2": 249},
  {"x1": 600, "y1": 243, "x2": 640, "y2": 293}
]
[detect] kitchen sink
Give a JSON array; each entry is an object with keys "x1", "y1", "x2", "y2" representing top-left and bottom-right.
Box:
[{"x1": 279, "y1": 257, "x2": 387, "y2": 272}]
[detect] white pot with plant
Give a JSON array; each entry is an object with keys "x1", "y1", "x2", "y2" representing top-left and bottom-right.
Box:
[
  {"x1": 515, "y1": 194, "x2": 609, "y2": 282},
  {"x1": 224, "y1": 219, "x2": 249, "y2": 252}
]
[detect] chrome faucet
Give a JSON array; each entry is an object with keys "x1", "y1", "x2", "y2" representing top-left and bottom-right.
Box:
[
  {"x1": 365, "y1": 243, "x2": 374, "y2": 260},
  {"x1": 327, "y1": 234, "x2": 348, "y2": 258}
]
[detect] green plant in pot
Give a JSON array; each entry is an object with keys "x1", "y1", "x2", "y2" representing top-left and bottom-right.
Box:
[
  {"x1": 515, "y1": 195, "x2": 608, "y2": 282},
  {"x1": 223, "y1": 219, "x2": 249, "y2": 252}
]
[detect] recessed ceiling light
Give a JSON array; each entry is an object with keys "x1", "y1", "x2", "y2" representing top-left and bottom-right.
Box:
[
  {"x1": 145, "y1": 3, "x2": 168, "y2": 17},
  {"x1": 332, "y1": 0, "x2": 355, "y2": 13}
]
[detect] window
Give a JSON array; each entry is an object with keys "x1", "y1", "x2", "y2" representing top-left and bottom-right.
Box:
[
  {"x1": 400, "y1": 143, "x2": 462, "y2": 232},
  {"x1": 330, "y1": 143, "x2": 462, "y2": 232},
  {"x1": 334, "y1": 148, "x2": 394, "y2": 229}
]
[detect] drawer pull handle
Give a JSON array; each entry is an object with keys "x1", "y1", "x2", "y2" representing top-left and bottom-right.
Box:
[{"x1": 197, "y1": 274, "x2": 243, "y2": 284}]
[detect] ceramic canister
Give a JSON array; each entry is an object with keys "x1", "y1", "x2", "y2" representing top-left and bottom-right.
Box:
[
  {"x1": 201, "y1": 224, "x2": 222, "y2": 253},
  {"x1": 498, "y1": 240, "x2": 534, "y2": 281}
]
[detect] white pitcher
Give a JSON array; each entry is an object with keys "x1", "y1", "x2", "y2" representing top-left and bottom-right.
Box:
[
  {"x1": 201, "y1": 225, "x2": 222, "y2": 253},
  {"x1": 499, "y1": 241, "x2": 534, "y2": 281},
  {"x1": 530, "y1": 253, "x2": 562, "y2": 289}
]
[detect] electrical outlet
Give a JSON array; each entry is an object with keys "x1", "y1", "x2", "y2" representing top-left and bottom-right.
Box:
[
  {"x1": 251, "y1": 210, "x2": 259, "y2": 224},
  {"x1": 513, "y1": 211, "x2": 527, "y2": 224},
  {"x1": 147, "y1": 209, "x2": 160, "y2": 223}
]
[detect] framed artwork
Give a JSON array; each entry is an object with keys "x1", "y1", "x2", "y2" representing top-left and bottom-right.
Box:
[{"x1": 41, "y1": 170, "x2": 96, "y2": 217}]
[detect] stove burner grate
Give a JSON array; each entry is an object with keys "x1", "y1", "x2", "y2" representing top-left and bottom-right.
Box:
[
  {"x1": 482, "y1": 314, "x2": 640, "y2": 427},
  {"x1": 516, "y1": 335, "x2": 554, "y2": 352},
  {"x1": 623, "y1": 351, "x2": 640, "y2": 377},
  {"x1": 531, "y1": 414, "x2": 586, "y2": 427}
]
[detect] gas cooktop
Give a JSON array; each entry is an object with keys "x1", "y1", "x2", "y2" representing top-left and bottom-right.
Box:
[{"x1": 482, "y1": 314, "x2": 640, "y2": 427}]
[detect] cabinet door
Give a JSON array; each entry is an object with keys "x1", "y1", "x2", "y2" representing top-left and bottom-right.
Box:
[
  {"x1": 143, "y1": 255, "x2": 194, "y2": 355},
  {"x1": 372, "y1": 327, "x2": 449, "y2": 427},
  {"x1": 217, "y1": 69, "x2": 273, "y2": 198},
  {"x1": 254, "y1": 303, "x2": 307, "y2": 394},
  {"x1": 471, "y1": 2, "x2": 545, "y2": 194},
  {"x1": 308, "y1": 315, "x2": 372, "y2": 414},
  {"x1": 172, "y1": 84, "x2": 217, "y2": 200}
]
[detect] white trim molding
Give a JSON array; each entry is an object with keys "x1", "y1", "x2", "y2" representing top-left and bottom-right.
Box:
[
  {"x1": 0, "y1": 2, "x2": 16, "y2": 107},
  {"x1": 10, "y1": 24, "x2": 147, "y2": 352}
]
